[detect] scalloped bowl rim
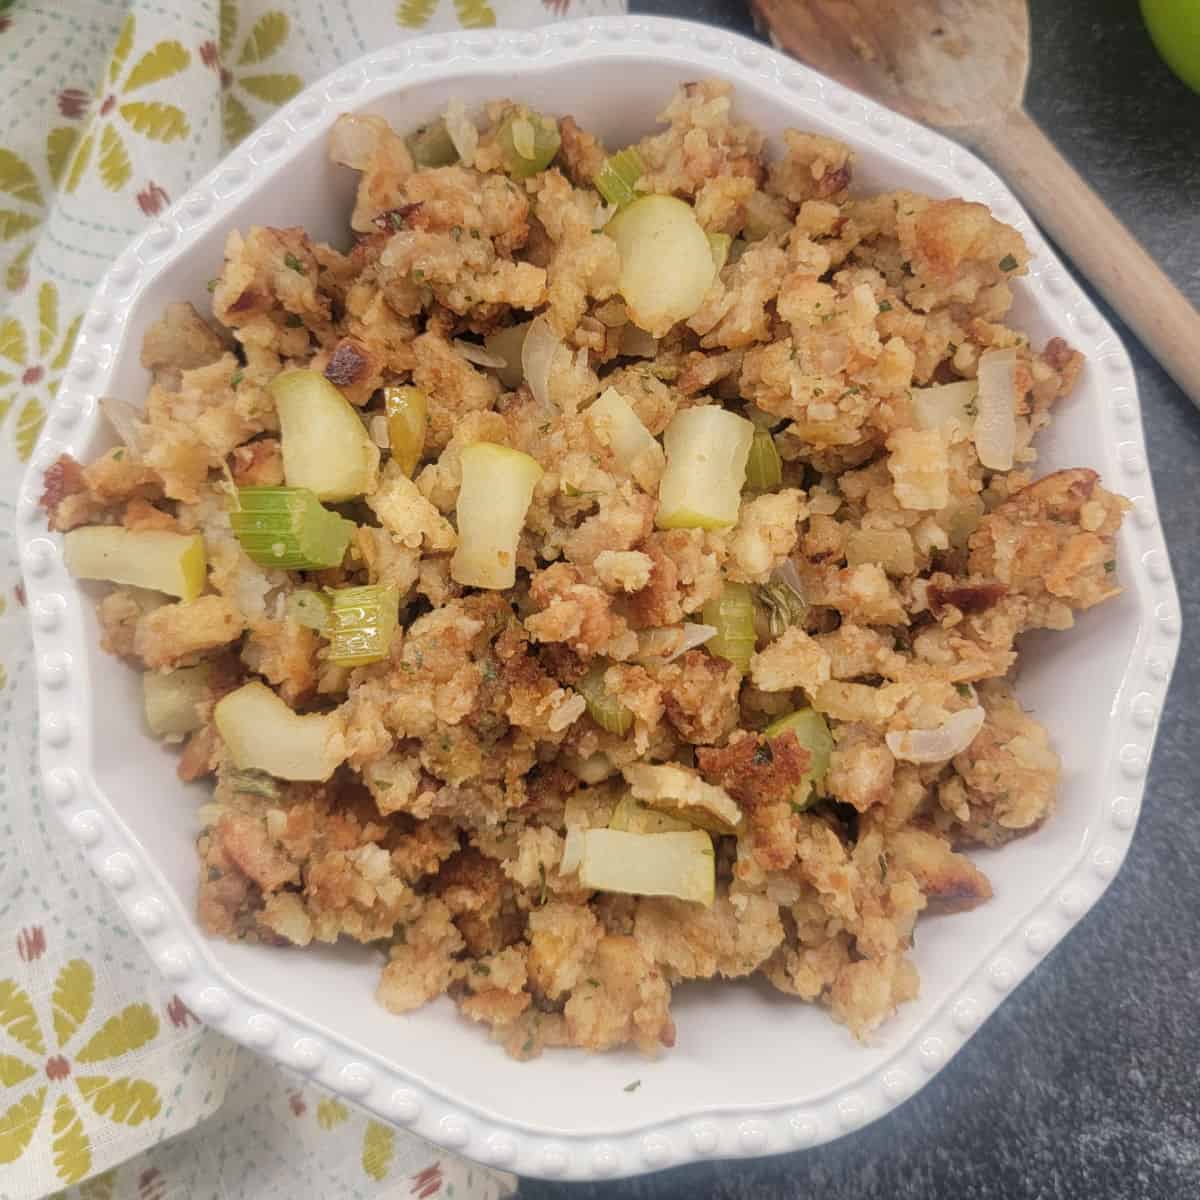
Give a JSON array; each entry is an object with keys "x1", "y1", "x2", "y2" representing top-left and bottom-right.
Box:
[{"x1": 14, "y1": 15, "x2": 1181, "y2": 1182}]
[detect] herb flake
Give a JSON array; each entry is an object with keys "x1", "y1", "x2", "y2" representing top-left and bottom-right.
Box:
[
  {"x1": 998, "y1": 253, "x2": 1018, "y2": 272},
  {"x1": 283, "y1": 252, "x2": 307, "y2": 275},
  {"x1": 623, "y1": 1080, "x2": 642, "y2": 1093}
]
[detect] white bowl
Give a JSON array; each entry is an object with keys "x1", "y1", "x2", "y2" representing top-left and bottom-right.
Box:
[{"x1": 17, "y1": 15, "x2": 1180, "y2": 1182}]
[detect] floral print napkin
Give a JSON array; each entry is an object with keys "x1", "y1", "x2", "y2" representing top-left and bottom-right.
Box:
[{"x1": 0, "y1": 1, "x2": 621, "y2": 1197}]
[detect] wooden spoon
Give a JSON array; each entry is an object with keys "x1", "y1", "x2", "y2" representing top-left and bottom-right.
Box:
[{"x1": 751, "y1": 0, "x2": 1200, "y2": 403}]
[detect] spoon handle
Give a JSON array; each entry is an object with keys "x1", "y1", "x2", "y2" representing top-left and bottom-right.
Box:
[{"x1": 968, "y1": 108, "x2": 1200, "y2": 406}]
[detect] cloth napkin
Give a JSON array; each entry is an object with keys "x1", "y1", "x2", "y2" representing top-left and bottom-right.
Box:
[{"x1": 0, "y1": 1, "x2": 622, "y2": 1197}]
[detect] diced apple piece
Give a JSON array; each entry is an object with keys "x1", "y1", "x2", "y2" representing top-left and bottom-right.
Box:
[
  {"x1": 622, "y1": 761, "x2": 744, "y2": 835},
  {"x1": 213, "y1": 681, "x2": 345, "y2": 782},
  {"x1": 606, "y1": 195, "x2": 716, "y2": 337},
  {"x1": 271, "y1": 370, "x2": 378, "y2": 502},
  {"x1": 578, "y1": 828, "x2": 715, "y2": 906},
  {"x1": 657, "y1": 405, "x2": 754, "y2": 530},
  {"x1": 608, "y1": 793, "x2": 694, "y2": 834},
  {"x1": 143, "y1": 665, "x2": 210, "y2": 740},
  {"x1": 586, "y1": 386, "x2": 665, "y2": 491},
  {"x1": 64, "y1": 526, "x2": 206, "y2": 601},
  {"x1": 451, "y1": 442, "x2": 543, "y2": 590}
]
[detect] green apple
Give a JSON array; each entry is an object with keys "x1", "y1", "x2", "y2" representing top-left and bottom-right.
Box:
[{"x1": 1142, "y1": 0, "x2": 1200, "y2": 92}]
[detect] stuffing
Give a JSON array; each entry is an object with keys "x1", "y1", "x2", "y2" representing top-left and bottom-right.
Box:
[{"x1": 56, "y1": 80, "x2": 1124, "y2": 1061}]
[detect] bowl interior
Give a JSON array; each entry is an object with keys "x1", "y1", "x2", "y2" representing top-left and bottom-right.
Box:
[{"x1": 73, "y1": 51, "x2": 1145, "y2": 1136}]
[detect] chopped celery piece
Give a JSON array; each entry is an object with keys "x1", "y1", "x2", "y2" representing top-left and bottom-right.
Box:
[
  {"x1": 271, "y1": 370, "x2": 376, "y2": 502},
  {"x1": 214, "y1": 681, "x2": 345, "y2": 782},
  {"x1": 578, "y1": 828, "x2": 714, "y2": 906},
  {"x1": 383, "y1": 385, "x2": 428, "y2": 477},
  {"x1": 609, "y1": 793, "x2": 694, "y2": 834},
  {"x1": 605, "y1": 195, "x2": 717, "y2": 337},
  {"x1": 143, "y1": 665, "x2": 209, "y2": 739},
  {"x1": 657, "y1": 405, "x2": 754, "y2": 530},
  {"x1": 227, "y1": 768, "x2": 280, "y2": 799},
  {"x1": 64, "y1": 526, "x2": 206, "y2": 601},
  {"x1": 230, "y1": 487, "x2": 351, "y2": 570},
  {"x1": 707, "y1": 232, "x2": 732, "y2": 274},
  {"x1": 756, "y1": 578, "x2": 808, "y2": 639},
  {"x1": 701, "y1": 581, "x2": 756, "y2": 673},
  {"x1": 595, "y1": 146, "x2": 645, "y2": 209},
  {"x1": 405, "y1": 117, "x2": 459, "y2": 167},
  {"x1": 326, "y1": 584, "x2": 399, "y2": 667},
  {"x1": 576, "y1": 661, "x2": 633, "y2": 736},
  {"x1": 744, "y1": 427, "x2": 782, "y2": 491},
  {"x1": 286, "y1": 588, "x2": 331, "y2": 630},
  {"x1": 497, "y1": 110, "x2": 560, "y2": 179},
  {"x1": 765, "y1": 706, "x2": 834, "y2": 806},
  {"x1": 451, "y1": 442, "x2": 543, "y2": 589}
]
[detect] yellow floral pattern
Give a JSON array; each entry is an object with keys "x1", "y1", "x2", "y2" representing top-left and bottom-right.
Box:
[
  {"x1": 0, "y1": 281, "x2": 81, "y2": 460},
  {"x1": 398, "y1": 0, "x2": 497, "y2": 29},
  {"x1": 62, "y1": 15, "x2": 192, "y2": 194},
  {"x1": 210, "y1": 2, "x2": 304, "y2": 147},
  {"x1": 0, "y1": 959, "x2": 162, "y2": 1185}
]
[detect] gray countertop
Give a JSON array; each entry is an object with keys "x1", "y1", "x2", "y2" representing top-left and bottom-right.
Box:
[{"x1": 523, "y1": 2, "x2": 1200, "y2": 1196}]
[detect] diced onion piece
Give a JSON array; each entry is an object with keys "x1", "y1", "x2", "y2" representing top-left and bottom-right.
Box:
[
  {"x1": 910, "y1": 379, "x2": 978, "y2": 434},
  {"x1": 497, "y1": 110, "x2": 560, "y2": 178},
  {"x1": 451, "y1": 442, "x2": 543, "y2": 589},
  {"x1": 326, "y1": 584, "x2": 399, "y2": 667},
  {"x1": 452, "y1": 338, "x2": 507, "y2": 369},
  {"x1": 286, "y1": 588, "x2": 331, "y2": 630},
  {"x1": 586, "y1": 386, "x2": 665, "y2": 491},
  {"x1": 578, "y1": 828, "x2": 715, "y2": 906},
  {"x1": 383, "y1": 385, "x2": 428, "y2": 477},
  {"x1": 657, "y1": 404, "x2": 754, "y2": 530},
  {"x1": 623, "y1": 762, "x2": 743, "y2": 835},
  {"x1": 64, "y1": 526, "x2": 206, "y2": 601},
  {"x1": 576, "y1": 661, "x2": 633, "y2": 736},
  {"x1": 707, "y1": 232, "x2": 732, "y2": 274},
  {"x1": 485, "y1": 321, "x2": 531, "y2": 389},
  {"x1": 701, "y1": 581, "x2": 756, "y2": 673},
  {"x1": 974, "y1": 348, "x2": 1017, "y2": 471},
  {"x1": 561, "y1": 750, "x2": 617, "y2": 785},
  {"x1": 143, "y1": 665, "x2": 209, "y2": 740},
  {"x1": 764, "y1": 707, "x2": 834, "y2": 804},
  {"x1": 605, "y1": 195, "x2": 717, "y2": 336},
  {"x1": 271, "y1": 370, "x2": 376, "y2": 502},
  {"x1": 744, "y1": 427, "x2": 782, "y2": 491},
  {"x1": 230, "y1": 487, "x2": 351, "y2": 570},
  {"x1": 329, "y1": 114, "x2": 391, "y2": 170},
  {"x1": 214, "y1": 681, "x2": 345, "y2": 782},
  {"x1": 100, "y1": 396, "x2": 144, "y2": 447},
  {"x1": 635, "y1": 622, "x2": 717, "y2": 665},
  {"x1": 595, "y1": 146, "x2": 645, "y2": 209},
  {"x1": 609, "y1": 794, "x2": 694, "y2": 834},
  {"x1": 404, "y1": 117, "x2": 458, "y2": 167},
  {"x1": 226, "y1": 769, "x2": 280, "y2": 800},
  {"x1": 618, "y1": 324, "x2": 657, "y2": 358},
  {"x1": 443, "y1": 97, "x2": 478, "y2": 167},
  {"x1": 521, "y1": 314, "x2": 562, "y2": 407},
  {"x1": 886, "y1": 706, "x2": 986, "y2": 764}
]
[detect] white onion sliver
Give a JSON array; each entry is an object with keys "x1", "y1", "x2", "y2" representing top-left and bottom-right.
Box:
[
  {"x1": 974, "y1": 348, "x2": 1017, "y2": 470},
  {"x1": 886, "y1": 706, "x2": 986, "y2": 764},
  {"x1": 443, "y1": 97, "x2": 478, "y2": 168},
  {"x1": 521, "y1": 314, "x2": 561, "y2": 407},
  {"x1": 452, "y1": 338, "x2": 507, "y2": 369},
  {"x1": 368, "y1": 413, "x2": 390, "y2": 449},
  {"x1": 635, "y1": 622, "x2": 717, "y2": 665},
  {"x1": 100, "y1": 396, "x2": 144, "y2": 447}
]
